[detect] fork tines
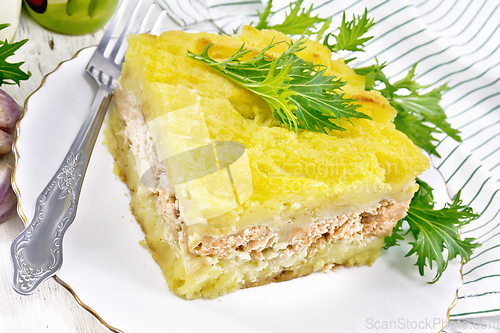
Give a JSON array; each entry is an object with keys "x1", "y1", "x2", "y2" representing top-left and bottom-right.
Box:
[{"x1": 86, "y1": 0, "x2": 167, "y2": 87}]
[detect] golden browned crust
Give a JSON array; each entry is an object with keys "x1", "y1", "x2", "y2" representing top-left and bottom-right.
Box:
[{"x1": 350, "y1": 90, "x2": 390, "y2": 109}]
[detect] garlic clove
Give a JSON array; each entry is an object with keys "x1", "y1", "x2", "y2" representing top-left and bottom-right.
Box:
[
  {"x1": 0, "y1": 162, "x2": 17, "y2": 222},
  {"x1": 0, "y1": 130, "x2": 14, "y2": 155},
  {"x1": 0, "y1": 89, "x2": 22, "y2": 133}
]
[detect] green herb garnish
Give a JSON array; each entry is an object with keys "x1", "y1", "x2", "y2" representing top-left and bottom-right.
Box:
[
  {"x1": 255, "y1": 0, "x2": 327, "y2": 36},
  {"x1": 0, "y1": 24, "x2": 31, "y2": 86},
  {"x1": 323, "y1": 8, "x2": 375, "y2": 53},
  {"x1": 355, "y1": 63, "x2": 460, "y2": 157},
  {"x1": 384, "y1": 179, "x2": 480, "y2": 283},
  {"x1": 188, "y1": 37, "x2": 370, "y2": 133}
]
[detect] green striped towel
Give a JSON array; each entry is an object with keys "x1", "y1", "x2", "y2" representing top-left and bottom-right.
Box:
[{"x1": 159, "y1": 0, "x2": 500, "y2": 329}]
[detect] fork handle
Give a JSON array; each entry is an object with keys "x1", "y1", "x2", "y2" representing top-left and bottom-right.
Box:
[{"x1": 11, "y1": 84, "x2": 112, "y2": 295}]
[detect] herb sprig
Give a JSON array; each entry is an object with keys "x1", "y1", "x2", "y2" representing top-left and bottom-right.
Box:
[
  {"x1": 384, "y1": 179, "x2": 480, "y2": 283},
  {"x1": 0, "y1": 24, "x2": 31, "y2": 86},
  {"x1": 254, "y1": 1, "x2": 375, "y2": 53},
  {"x1": 355, "y1": 63, "x2": 460, "y2": 157},
  {"x1": 188, "y1": 38, "x2": 370, "y2": 133},
  {"x1": 255, "y1": 0, "x2": 327, "y2": 36},
  {"x1": 323, "y1": 9, "x2": 375, "y2": 53}
]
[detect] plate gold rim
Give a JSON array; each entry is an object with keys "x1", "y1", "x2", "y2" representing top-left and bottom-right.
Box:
[
  {"x1": 10, "y1": 46, "x2": 462, "y2": 333},
  {"x1": 431, "y1": 159, "x2": 465, "y2": 332}
]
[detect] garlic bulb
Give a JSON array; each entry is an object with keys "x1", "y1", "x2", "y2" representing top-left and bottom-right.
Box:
[
  {"x1": 0, "y1": 89, "x2": 22, "y2": 132},
  {"x1": 0, "y1": 89, "x2": 22, "y2": 222},
  {"x1": 0, "y1": 130, "x2": 14, "y2": 155},
  {"x1": 0, "y1": 161, "x2": 16, "y2": 222}
]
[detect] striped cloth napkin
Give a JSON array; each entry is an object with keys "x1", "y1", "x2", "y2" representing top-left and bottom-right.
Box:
[{"x1": 158, "y1": 0, "x2": 500, "y2": 330}]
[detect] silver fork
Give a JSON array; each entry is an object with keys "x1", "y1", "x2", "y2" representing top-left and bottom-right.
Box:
[{"x1": 10, "y1": 0, "x2": 166, "y2": 295}]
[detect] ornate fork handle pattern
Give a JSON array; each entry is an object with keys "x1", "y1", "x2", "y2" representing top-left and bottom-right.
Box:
[{"x1": 11, "y1": 85, "x2": 112, "y2": 295}]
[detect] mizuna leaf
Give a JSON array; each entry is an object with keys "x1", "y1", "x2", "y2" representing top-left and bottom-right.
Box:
[
  {"x1": 188, "y1": 37, "x2": 370, "y2": 133},
  {"x1": 324, "y1": 8, "x2": 375, "y2": 53},
  {"x1": 385, "y1": 179, "x2": 481, "y2": 283},
  {"x1": 255, "y1": 0, "x2": 327, "y2": 36}
]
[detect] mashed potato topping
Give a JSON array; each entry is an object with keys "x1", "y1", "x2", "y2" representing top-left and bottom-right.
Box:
[
  {"x1": 106, "y1": 26, "x2": 429, "y2": 299},
  {"x1": 121, "y1": 26, "x2": 428, "y2": 236}
]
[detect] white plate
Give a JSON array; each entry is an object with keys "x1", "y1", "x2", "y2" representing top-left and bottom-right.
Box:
[{"x1": 13, "y1": 46, "x2": 461, "y2": 333}]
